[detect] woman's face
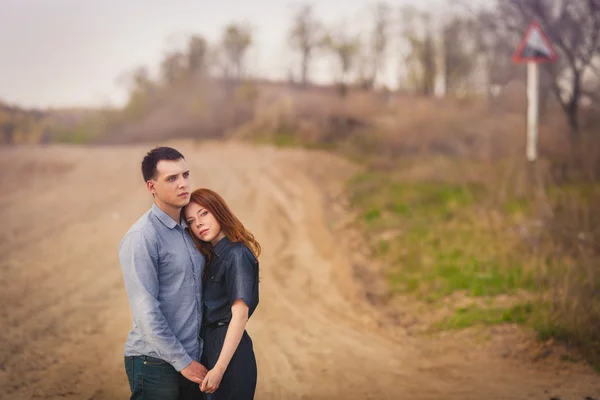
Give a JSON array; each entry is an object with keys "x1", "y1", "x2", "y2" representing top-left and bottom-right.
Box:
[{"x1": 184, "y1": 202, "x2": 224, "y2": 245}]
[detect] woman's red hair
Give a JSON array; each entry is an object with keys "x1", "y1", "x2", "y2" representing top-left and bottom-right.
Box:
[{"x1": 185, "y1": 188, "x2": 261, "y2": 265}]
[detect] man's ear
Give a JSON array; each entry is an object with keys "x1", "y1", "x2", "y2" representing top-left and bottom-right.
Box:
[{"x1": 146, "y1": 180, "x2": 156, "y2": 194}]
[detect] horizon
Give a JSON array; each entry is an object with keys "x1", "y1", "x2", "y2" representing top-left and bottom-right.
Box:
[{"x1": 0, "y1": 0, "x2": 490, "y2": 109}]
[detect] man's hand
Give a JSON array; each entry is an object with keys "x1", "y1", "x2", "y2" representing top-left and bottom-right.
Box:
[
  {"x1": 180, "y1": 361, "x2": 208, "y2": 384},
  {"x1": 200, "y1": 366, "x2": 225, "y2": 394}
]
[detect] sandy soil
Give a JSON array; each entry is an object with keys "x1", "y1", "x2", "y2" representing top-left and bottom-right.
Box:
[{"x1": 1, "y1": 140, "x2": 599, "y2": 400}]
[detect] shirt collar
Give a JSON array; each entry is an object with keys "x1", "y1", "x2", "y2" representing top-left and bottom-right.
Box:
[
  {"x1": 151, "y1": 202, "x2": 186, "y2": 230},
  {"x1": 213, "y1": 236, "x2": 233, "y2": 257}
]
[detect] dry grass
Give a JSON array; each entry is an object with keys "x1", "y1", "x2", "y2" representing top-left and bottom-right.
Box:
[{"x1": 232, "y1": 84, "x2": 600, "y2": 367}]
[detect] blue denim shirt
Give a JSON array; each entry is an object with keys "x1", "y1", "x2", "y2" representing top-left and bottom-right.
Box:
[{"x1": 119, "y1": 203, "x2": 205, "y2": 371}]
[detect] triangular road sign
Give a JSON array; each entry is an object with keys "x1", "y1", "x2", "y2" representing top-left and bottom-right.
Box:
[{"x1": 513, "y1": 21, "x2": 557, "y2": 63}]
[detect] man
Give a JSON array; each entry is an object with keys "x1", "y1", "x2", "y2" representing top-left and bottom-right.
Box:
[{"x1": 119, "y1": 146, "x2": 207, "y2": 399}]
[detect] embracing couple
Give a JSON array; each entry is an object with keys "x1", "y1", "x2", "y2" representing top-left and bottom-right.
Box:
[{"x1": 119, "y1": 146, "x2": 260, "y2": 399}]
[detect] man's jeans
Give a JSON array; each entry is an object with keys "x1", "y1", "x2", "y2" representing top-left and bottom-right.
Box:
[{"x1": 124, "y1": 355, "x2": 203, "y2": 400}]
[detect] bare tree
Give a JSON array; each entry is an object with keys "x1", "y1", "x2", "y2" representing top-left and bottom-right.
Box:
[
  {"x1": 0, "y1": 114, "x2": 16, "y2": 144},
  {"x1": 133, "y1": 67, "x2": 153, "y2": 91},
  {"x1": 475, "y1": 9, "x2": 524, "y2": 98},
  {"x1": 495, "y1": 0, "x2": 600, "y2": 141},
  {"x1": 221, "y1": 23, "x2": 253, "y2": 82},
  {"x1": 161, "y1": 51, "x2": 186, "y2": 86},
  {"x1": 367, "y1": 2, "x2": 391, "y2": 89},
  {"x1": 323, "y1": 26, "x2": 361, "y2": 96},
  {"x1": 355, "y1": 51, "x2": 371, "y2": 89},
  {"x1": 442, "y1": 17, "x2": 477, "y2": 95},
  {"x1": 188, "y1": 35, "x2": 208, "y2": 76},
  {"x1": 400, "y1": 7, "x2": 437, "y2": 95},
  {"x1": 116, "y1": 66, "x2": 154, "y2": 94},
  {"x1": 289, "y1": 3, "x2": 323, "y2": 87},
  {"x1": 421, "y1": 31, "x2": 437, "y2": 96}
]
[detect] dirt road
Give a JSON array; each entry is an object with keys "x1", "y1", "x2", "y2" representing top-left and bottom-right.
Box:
[{"x1": 1, "y1": 140, "x2": 599, "y2": 399}]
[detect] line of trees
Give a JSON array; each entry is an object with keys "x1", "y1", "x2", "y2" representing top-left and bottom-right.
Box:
[
  {"x1": 119, "y1": 0, "x2": 599, "y2": 146},
  {"x1": 1, "y1": 1, "x2": 597, "y2": 146},
  {"x1": 2, "y1": 1, "x2": 597, "y2": 148}
]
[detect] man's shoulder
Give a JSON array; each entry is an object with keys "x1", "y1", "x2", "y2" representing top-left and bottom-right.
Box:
[{"x1": 121, "y1": 209, "x2": 159, "y2": 243}]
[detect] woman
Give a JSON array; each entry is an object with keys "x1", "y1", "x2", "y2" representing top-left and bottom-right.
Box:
[{"x1": 184, "y1": 188, "x2": 260, "y2": 399}]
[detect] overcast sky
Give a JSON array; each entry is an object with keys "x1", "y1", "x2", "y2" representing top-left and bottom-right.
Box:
[{"x1": 0, "y1": 0, "x2": 489, "y2": 109}]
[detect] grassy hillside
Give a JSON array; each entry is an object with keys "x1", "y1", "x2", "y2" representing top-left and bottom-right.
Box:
[
  {"x1": 0, "y1": 102, "x2": 48, "y2": 144},
  {"x1": 0, "y1": 101, "x2": 101, "y2": 145},
  {"x1": 231, "y1": 84, "x2": 600, "y2": 367}
]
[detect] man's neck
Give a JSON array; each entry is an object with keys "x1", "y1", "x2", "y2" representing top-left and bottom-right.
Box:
[{"x1": 154, "y1": 199, "x2": 181, "y2": 224}]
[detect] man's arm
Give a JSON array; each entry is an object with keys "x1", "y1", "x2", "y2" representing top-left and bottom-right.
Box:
[{"x1": 119, "y1": 230, "x2": 193, "y2": 371}]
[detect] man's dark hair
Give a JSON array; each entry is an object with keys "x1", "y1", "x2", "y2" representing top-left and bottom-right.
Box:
[{"x1": 141, "y1": 146, "x2": 185, "y2": 182}]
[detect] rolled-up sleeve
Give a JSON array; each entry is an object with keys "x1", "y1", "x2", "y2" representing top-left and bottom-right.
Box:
[
  {"x1": 225, "y1": 248, "x2": 259, "y2": 314},
  {"x1": 119, "y1": 230, "x2": 192, "y2": 371}
]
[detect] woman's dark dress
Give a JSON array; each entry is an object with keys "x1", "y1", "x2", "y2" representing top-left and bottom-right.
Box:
[{"x1": 200, "y1": 236, "x2": 259, "y2": 400}]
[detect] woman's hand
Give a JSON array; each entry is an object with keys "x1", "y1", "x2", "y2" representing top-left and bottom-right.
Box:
[
  {"x1": 200, "y1": 365, "x2": 225, "y2": 394},
  {"x1": 201, "y1": 300, "x2": 249, "y2": 394}
]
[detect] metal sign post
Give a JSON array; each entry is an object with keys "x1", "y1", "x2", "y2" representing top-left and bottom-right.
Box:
[
  {"x1": 527, "y1": 62, "x2": 539, "y2": 162},
  {"x1": 513, "y1": 21, "x2": 558, "y2": 165}
]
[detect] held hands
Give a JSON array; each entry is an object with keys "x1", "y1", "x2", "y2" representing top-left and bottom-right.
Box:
[
  {"x1": 200, "y1": 365, "x2": 225, "y2": 394},
  {"x1": 180, "y1": 361, "x2": 208, "y2": 384}
]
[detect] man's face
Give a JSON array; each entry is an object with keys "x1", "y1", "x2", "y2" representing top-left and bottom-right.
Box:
[{"x1": 147, "y1": 158, "x2": 191, "y2": 209}]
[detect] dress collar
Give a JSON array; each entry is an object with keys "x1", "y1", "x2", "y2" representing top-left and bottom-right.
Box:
[{"x1": 213, "y1": 235, "x2": 234, "y2": 257}]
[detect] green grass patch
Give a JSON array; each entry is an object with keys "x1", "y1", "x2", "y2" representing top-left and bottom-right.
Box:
[
  {"x1": 346, "y1": 161, "x2": 600, "y2": 370},
  {"x1": 251, "y1": 129, "x2": 300, "y2": 148},
  {"x1": 349, "y1": 177, "x2": 484, "y2": 221},
  {"x1": 389, "y1": 251, "x2": 536, "y2": 302},
  {"x1": 348, "y1": 169, "x2": 539, "y2": 302},
  {"x1": 434, "y1": 303, "x2": 534, "y2": 331},
  {"x1": 536, "y1": 320, "x2": 572, "y2": 342},
  {"x1": 363, "y1": 208, "x2": 382, "y2": 223},
  {"x1": 253, "y1": 129, "x2": 338, "y2": 151},
  {"x1": 503, "y1": 196, "x2": 531, "y2": 215},
  {"x1": 273, "y1": 132, "x2": 298, "y2": 147},
  {"x1": 48, "y1": 124, "x2": 98, "y2": 144},
  {"x1": 376, "y1": 239, "x2": 390, "y2": 256},
  {"x1": 47, "y1": 113, "x2": 113, "y2": 144},
  {"x1": 547, "y1": 182, "x2": 600, "y2": 202}
]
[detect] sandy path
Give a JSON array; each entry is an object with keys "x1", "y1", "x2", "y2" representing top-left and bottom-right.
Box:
[{"x1": 1, "y1": 140, "x2": 599, "y2": 400}]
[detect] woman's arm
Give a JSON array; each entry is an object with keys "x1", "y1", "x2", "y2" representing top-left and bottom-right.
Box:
[
  {"x1": 216, "y1": 299, "x2": 249, "y2": 371},
  {"x1": 200, "y1": 299, "x2": 249, "y2": 393}
]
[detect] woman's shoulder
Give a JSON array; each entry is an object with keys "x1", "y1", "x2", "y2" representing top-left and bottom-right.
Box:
[
  {"x1": 230, "y1": 241, "x2": 256, "y2": 258},
  {"x1": 225, "y1": 241, "x2": 258, "y2": 265}
]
